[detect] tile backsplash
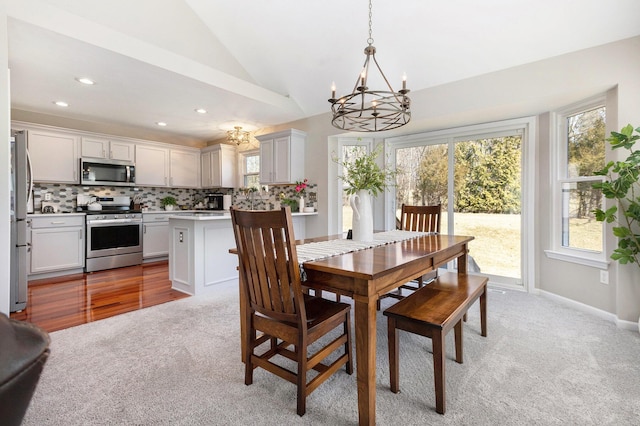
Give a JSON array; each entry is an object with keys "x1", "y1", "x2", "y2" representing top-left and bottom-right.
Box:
[{"x1": 31, "y1": 183, "x2": 317, "y2": 213}]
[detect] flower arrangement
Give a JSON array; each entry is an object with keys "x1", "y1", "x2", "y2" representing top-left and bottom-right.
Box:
[
  {"x1": 332, "y1": 144, "x2": 397, "y2": 197},
  {"x1": 295, "y1": 179, "x2": 308, "y2": 196}
]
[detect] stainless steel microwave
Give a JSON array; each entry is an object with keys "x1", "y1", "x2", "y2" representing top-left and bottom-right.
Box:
[{"x1": 80, "y1": 157, "x2": 136, "y2": 186}]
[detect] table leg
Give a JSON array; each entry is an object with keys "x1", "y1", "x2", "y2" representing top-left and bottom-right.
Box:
[{"x1": 354, "y1": 294, "x2": 377, "y2": 426}]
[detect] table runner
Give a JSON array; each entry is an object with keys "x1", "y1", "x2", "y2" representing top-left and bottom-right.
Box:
[{"x1": 297, "y1": 230, "x2": 431, "y2": 280}]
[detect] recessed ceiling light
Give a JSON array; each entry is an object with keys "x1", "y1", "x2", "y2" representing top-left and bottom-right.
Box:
[
  {"x1": 195, "y1": 108, "x2": 207, "y2": 114},
  {"x1": 156, "y1": 122, "x2": 167, "y2": 127},
  {"x1": 75, "y1": 77, "x2": 95, "y2": 85},
  {"x1": 54, "y1": 101, "x2": 69, "y2": 107}
]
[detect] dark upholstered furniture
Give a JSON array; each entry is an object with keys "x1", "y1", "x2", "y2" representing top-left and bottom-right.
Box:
[{"x1": 0, "y1": 313, "x2": 50, "y2": 426}]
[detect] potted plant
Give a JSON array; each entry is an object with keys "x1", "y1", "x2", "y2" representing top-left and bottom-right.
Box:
[
  {"x1": 592, "y1": 124, "x2": 640, "y2": 329},
  {"x1": 160, "y1": 196, "x2": 178, "y2": 211},
  {"x1": 333, "y1": 144, "x2": 397, "y2": 241}
]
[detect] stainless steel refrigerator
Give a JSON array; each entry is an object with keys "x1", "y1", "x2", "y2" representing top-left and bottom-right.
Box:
[{"x1": 10, "y1": 130, "x2": 33, "y2": 312}]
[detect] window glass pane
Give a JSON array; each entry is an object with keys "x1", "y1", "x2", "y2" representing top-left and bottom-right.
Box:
[
  {"x1": 245, "y1": 174, "x2": 260, "y2": 188},
  {"x1": 246, "y1": 154, "x2": 260, "y2": 174},
  {"x1": 341, "y1": 145, "x2": 368, "y2": 233},
  {"x1": 561, "y1": 181, "x2": 603, "y2": 251},
  {"x1": 566, "y1": 107, "x2": 606, "y2": 178},
  {"x1": 454, "y1": 136, "x2": 522, "y2": 279},
  {"x1": 395, "y1": 144, "x2": 449, "y2": 228}
]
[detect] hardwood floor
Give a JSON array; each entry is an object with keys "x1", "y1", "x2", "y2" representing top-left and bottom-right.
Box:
[{"x1": 9, "y1": 261, "x2": 190, "y2": 333}]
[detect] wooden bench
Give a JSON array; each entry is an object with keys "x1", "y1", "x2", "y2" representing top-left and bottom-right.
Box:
[{"x1": 383, "y1": 272, "x2": 488, "y2": 414}]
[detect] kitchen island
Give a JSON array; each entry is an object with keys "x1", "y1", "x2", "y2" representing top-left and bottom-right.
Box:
[{"x1": 168, "y1": 211, "x2": 317, "y2": 296}]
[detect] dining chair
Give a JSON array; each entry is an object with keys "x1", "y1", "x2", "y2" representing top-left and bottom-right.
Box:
[
  {"x1": 230, "y1": 206, "x2": 353, "y2": 416},
  {"x1": 378, "y1": 203, "x2": 442, "y2": 310}
]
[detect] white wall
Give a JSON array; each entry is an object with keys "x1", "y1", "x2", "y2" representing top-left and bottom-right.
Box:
[
  {"x1": 1, "y1": 3, "x2": 11, "y2": 315},
  {"x1": 286, "y1": 36, "x2": 640, "y2": 324}
]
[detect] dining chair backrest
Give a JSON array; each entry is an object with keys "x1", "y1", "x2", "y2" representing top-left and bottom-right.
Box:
[
  {"x1": 400, "y1": 204, "x2": 442, "y2": 233},
  {"x1": 230, "y1": 206, "x2": 306, "y2": 327}
]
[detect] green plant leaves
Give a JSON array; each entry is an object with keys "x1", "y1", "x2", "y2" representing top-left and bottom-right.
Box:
[{"x1": 591, "y1": 123, "x2": 640, "y2": 266}]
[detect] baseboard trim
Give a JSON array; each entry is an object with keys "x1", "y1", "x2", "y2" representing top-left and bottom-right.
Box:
[{"x1": 536, "y1": 289, "x2": 639, "y2": 332}]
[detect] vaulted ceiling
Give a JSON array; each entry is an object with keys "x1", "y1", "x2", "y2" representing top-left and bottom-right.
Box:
[{"x1": 7, "y1": 0, "x2": 640, "y2": 143}]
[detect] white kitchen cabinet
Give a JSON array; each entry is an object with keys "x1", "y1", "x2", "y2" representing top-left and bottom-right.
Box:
[
  {"x1": 29, "y1": 215, "x2": 85, "y2": 275},
  {"x1": 27, "y1": 129, "x2": 80, "y2": 183},
  {"x1": 135, "y1": 144, "x2": 169, "y2": 186},
  {"x1": 201, "y1": 144, "x2": 236, "y2": 188},
  {"x1": 170, "y1": 149, "x2": 200, "y2": 188},
  {"x1": 257, "y1": 129, "x2": 306, "y2": 184},
  {"x1": 143, "y1": 213, "x2": 171, "y2": 258},
  {"x1": 81, "y1": 136, "x2": 134, "y2": 161},
  {"x1": 135, "y1": 144, "x2": 199, "y2": 187}
]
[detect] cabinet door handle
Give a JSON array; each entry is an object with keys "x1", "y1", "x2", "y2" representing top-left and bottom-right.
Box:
[
  {"x1": 144, "y1": 225, "x2": 147, "y2": 234},
  {"x1": 103, "y1": 149, "x2": 106, "y2": 157},
  {"x1": 50, "y1": 221, "x2": 65, "y2": 224}
]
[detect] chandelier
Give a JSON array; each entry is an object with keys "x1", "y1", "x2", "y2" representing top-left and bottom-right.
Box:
[
  {"x1": 227, "y1": 126, "x2": 251, "y2": 145},
  {"x1": 328, "y1": 0, "x2": 411, "y2": 132}
]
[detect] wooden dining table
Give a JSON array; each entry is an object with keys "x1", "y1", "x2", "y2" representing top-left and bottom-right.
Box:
[{"x1": 234, "y1": 233, "x2": 474, "y2": 426}]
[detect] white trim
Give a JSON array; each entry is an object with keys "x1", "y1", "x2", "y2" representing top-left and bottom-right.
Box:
[
  {"x1": 544, "y1": 249, "x2": 610, "y2": 269},
  {"x1": 385, "y1": 116, "x2": 536, "y2": 291},
  {"x1": 549, "y1": 96, "x2": 608, "y2": 262},
  {"x1": 537, "y1": 289, "x2": 638, "y2": 331}
]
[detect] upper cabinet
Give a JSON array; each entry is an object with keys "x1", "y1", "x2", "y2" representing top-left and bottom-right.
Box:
[
  {"x1": 201, "y1": 144, "x2": 236, "y2": 188},
  {"x1": 135, "y1": 144, "x2": 200, "y2": 188},
  {"x1": 135, "y1": 144, "x2": 169, "y2": 186},
  {"x1": 257, "y1": 129, "x2": 306, "y2": 184},
  {"x1": 81, "y1": 136, "x2": 134, "y2": 162},
  {"x1": 26, "y1": 128, "x2": 80, "y2": 184},
  {"x1": 169, "y1": 149, "x2": 200, "y2": 188}
]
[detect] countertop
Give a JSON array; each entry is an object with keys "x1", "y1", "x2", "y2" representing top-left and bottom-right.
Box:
[
  {"x1": 168, "y1": 211, "x2": 318, "y2": 221},
  {"x1": 27, "y1": 212, "x2": 86, "y2": 217}
]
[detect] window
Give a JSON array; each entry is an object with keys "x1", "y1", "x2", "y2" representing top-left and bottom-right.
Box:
[
  {"x1": 337, "y1": 138, "x2": 372, "y2": 234},
  {"x1": 242, "y1": 150, "x2": 260, "y2": 188},
  {"x1": 551, "y1": 100, "x2": 606, "y2": 264}
]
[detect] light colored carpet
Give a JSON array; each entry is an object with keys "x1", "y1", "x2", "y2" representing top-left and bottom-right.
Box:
[{"x1": 22, "y1": 282, "x2": 640, "y2": 425}]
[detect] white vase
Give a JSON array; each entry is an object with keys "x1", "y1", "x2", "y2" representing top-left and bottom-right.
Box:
[
  {"x1": 350, "y1": 190, "x2": 374, "y2": 242},
  {"x1": 164, "y1": 205, "x2": 174, "y2": 211},
  {"x1": 298, "y1": 196, "x2": 305, "y2": 212}
]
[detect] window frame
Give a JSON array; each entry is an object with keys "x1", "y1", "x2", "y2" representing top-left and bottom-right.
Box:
[
  {"x1": 336, "y1": 137, "x2": 373, "y2": 235},
  {"x1": 239, "y1": 148, "x2": 260, "y2": 188},
  {"x1": 545, "y1": 96, "x2": 609, "y2": 269}
]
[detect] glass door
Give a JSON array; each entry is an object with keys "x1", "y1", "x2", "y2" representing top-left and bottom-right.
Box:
[{"x1": 393, "y1": 132, "x2": 523, "y2": 286}]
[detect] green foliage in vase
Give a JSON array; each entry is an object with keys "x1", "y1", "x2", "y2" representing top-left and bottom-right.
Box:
[
  {"x1": 333, "y1": 144, "x2": 397, "y2": 197},
  {"x1": 592, "y1": 124, "x2": 640, "y2": 265}
]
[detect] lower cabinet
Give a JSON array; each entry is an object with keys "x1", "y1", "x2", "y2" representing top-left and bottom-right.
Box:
[
  {"x1": 29, "y1": 216, "x2": 85, "y2": 275},
  {"x1": 143, "y1": 213, "x2": 172, "y2": 259}
]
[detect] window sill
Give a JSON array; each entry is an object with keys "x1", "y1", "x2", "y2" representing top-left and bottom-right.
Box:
[{"x1": 544, "y1": 250, "x2": 609, "y2": 269}]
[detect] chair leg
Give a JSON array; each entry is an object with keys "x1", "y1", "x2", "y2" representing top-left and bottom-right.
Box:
[
  {"x1": 417, "y1": 275, "x2": 424, "y2": 288},
  {"x1": 344, "y1": 312, "x2": 354, "y2": 374},
  {"x1": 454, "y1": 319, "x2": 463, "y2": 364},
  {"x1": 432, "y1": 329, "x2": 446, "y2": 415},
  {"x1": 480, "y1": 288, "x2": 487, "y2": 337},
  {"x1": 377, "y1": 297, "x2": 382, "y2": 311},
  {"x1": 297, "y1": 340, "x2": 307, "y2": 416},
  {"x1": 388, "y1": 317, "x2": 400, "y2": 393},
  {"x1": 245, "y1": 327, "x2": 255, "y2": 386}
]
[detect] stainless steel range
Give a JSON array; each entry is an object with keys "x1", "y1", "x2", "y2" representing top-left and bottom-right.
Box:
[{"x1": 78, "y1": 196, "x2": 143, "y2": 272}]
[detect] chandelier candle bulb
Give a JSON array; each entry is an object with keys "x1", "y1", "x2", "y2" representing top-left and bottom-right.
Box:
[
  {"x1": 331, "y1": 82, "x2": 336, "y2": 99},
  {"x1": 402, "y1": 73, "x2": 407, "y2": 90}
]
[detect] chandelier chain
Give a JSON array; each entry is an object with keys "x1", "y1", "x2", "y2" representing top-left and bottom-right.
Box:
[{"x1": 367, "y1": 0, "x2": 373, "y2": 46}]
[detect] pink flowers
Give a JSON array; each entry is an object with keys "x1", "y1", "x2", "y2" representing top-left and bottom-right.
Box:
[{"x1": 295, "y1": 179, "x2": 308, "y2": 196}]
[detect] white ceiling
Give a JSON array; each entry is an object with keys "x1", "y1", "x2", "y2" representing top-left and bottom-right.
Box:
[{"x1": 7, "y1": 0, "x2": 640, "y2": 143}]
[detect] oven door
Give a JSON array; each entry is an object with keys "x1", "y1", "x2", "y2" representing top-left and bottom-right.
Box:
[{"x1": 86, "y1": 218, "x2": 143, "y2": 259}]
